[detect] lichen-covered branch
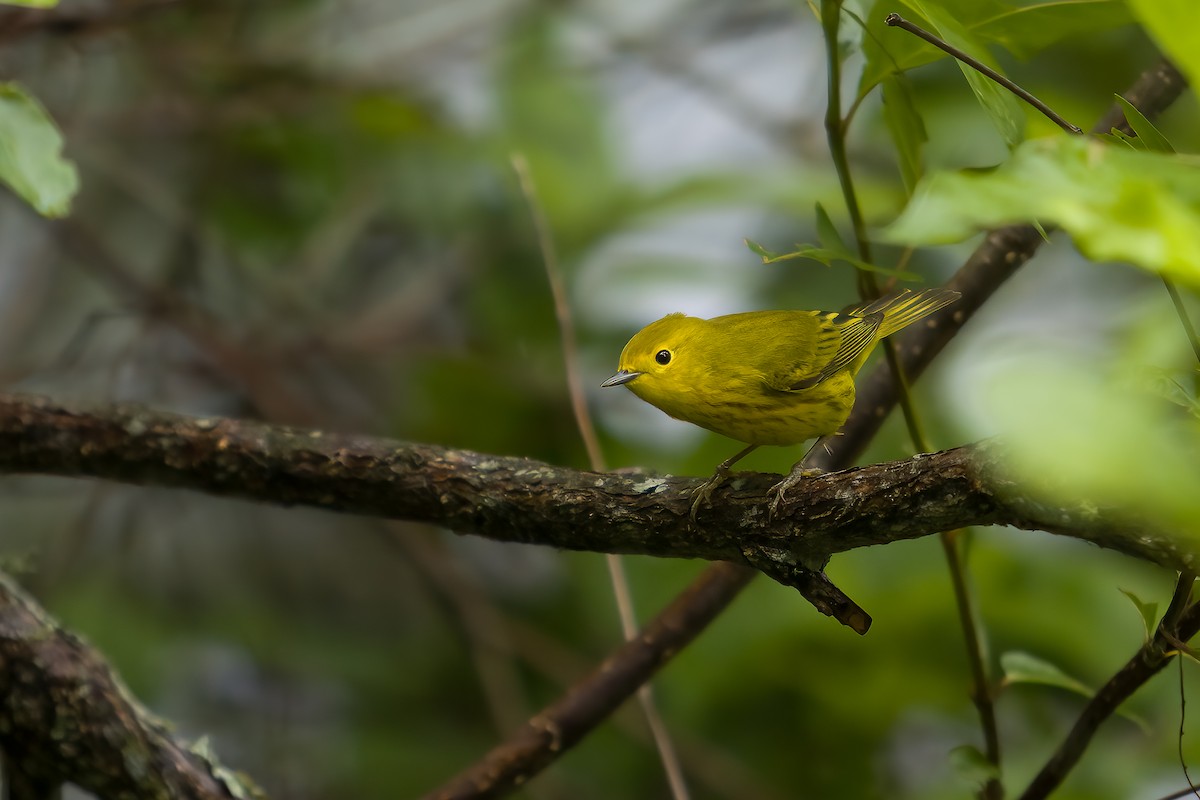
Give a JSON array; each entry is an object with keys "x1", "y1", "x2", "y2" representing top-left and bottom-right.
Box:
[
  {"x1": 0, "y1": 393, "x2": 1191, "y2": 577},
  {"x1": 0, "y1": 572, "x2": 256, "y2": 799}
]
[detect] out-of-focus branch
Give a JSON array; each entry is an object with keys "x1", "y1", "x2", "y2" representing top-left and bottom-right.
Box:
[
  {"x1": 423, "y1": 561, "x2": 754, "y2": 800},
  {"x1": 0, "y1": 571, "x2": 255, "y2": 799}
]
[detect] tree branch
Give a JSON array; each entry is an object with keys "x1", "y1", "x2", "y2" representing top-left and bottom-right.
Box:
[
  {"x1": 0, "y1": 393, "x2": 1191, "y2": 578},
  {"x1": 0, "y1": 571, "x2": 255, "y2": 799}
]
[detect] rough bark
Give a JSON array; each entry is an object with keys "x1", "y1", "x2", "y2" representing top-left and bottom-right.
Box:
[
  {"x1": 0, "y1": 573, "x2": 255, "y2": 800},
  {"x1": 0, "y1": 393, "x2": 1190, "y2": 576}
]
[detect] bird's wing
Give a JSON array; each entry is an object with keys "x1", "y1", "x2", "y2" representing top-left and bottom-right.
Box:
[{"x1": 769, "y1": 311, "x2": 883, "y2": 391}]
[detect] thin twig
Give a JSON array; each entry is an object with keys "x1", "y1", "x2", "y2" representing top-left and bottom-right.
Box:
[
  {"x1": 511, "y1": 153, "x2": 692, "y2": 800},
  {"x1": 1177, "y1": 655, "x2": 1198, "y2": 799},
  {"x1": 1169, "y1": 572, "x2": 1199, "y2": 797},
  {"x1": 884, "y1": 13, "x2": 1082, "y2": 134},
  {"x1": 941, "y1": 530, "x2": 1001, "y2": 796},
  {"x1": 1158, "y1": 783, "x2": 1200, "y2": 800}
]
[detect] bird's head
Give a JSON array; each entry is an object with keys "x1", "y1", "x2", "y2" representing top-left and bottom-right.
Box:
[{"x1": 601, "y1": 313, "x2": 700, "y2": 405}]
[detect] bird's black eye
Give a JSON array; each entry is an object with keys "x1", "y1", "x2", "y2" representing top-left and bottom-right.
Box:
[{"x1": 655, "y1": 349, "x2": 672, "y2": 365}]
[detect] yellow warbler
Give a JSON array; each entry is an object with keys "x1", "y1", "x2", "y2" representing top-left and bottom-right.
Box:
[{"x1": 602, "y1": 287, "x2": 960, "y2": 515}]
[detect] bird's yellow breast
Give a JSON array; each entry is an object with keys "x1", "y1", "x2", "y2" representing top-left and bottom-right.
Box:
[{"x1": 626, "y1": 368, "x2": 855, "y2": 446}]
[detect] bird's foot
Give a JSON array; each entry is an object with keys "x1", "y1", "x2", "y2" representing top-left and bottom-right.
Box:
[
  {"x1": 767, "y1": 464, "x2": 827, "y2": 520},
  {"x1": 689, "y1": 465, "x2": 731, "y2": 523}
]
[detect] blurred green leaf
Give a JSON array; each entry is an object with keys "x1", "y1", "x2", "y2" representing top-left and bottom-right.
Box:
[
  {"x1": 1117, "y1": 588, "x2": 1158, "y2": 643},
  {"x1": 1001, "y1": 650, "x2": 1150, "y2": 731},
  {"x1": 860, "y1": 0, "x2": 1131, "y2": 98},
  {"x1": 745, "y1": 240, "x2": 919, "y2": 279},
  {"x1": 1144, "y1": 373, "x2": 1200, "y2": 418},
  {"x1": 1128, "y1": 0, "x2": 1200, "y2": 95},
  {"x1": 0, "y1": 0, "x2": 58, "y2": 6},
  {"x1": 949, "y1": 745, "x2": 1000, "y2": 789},
  {"x1": 1001, "y1": 650, "x2": 1092, "y2": 695},
  {"x1": 983, "y1": 354, "x2": 1200, "y2": 535},
  {"x1": 0, "y1": 82, "x2": 78, "y2": 217},
  {"x1": 1114, "y1": 95, "x2": 1175, "y2": 153},
  {"x1": 745, "y1": 202, "x2": 920, "y2": 278},
  {"x1": 886, "y1": 136, "x2": 1200, "y2": 287},
  {"x1": 907, "y1": 0, "x2": 1025, "y2": 148},
  {"x1": 497, "y1": 14, "x2": 616, "y2": 255},
  {"x1": 978, "y1": 0, "x2": 1132, "y2": 59},
  {"x1": 882, "y1": 74, "x2": 927, "y2": 192}
]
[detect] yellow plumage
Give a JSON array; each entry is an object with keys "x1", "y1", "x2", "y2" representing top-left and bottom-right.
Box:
[{"x1": 602, "y1": 288, "x2": 959, "y2": 516}]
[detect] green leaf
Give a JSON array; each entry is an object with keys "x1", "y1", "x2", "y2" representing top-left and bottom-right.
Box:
[
  {"x1": 1114, "y1": 95, "x2": 1175, "y2": 153},
  {"x1": 1001, "y1": 650, "x2": 1149, "y2": 731},
  {"x1": 1128, "y1": 0, "x2": 1200, "y2": 97},
  {"x1": 1103, "y1": 128, "x2": 1143, "y2": 151},
  {"x1": 745, "y1": 239, "x2": 773, "y2": 260},
  {"x1": 0, "y1": 0, "x2": 59, "y2": 6},
  {"x1": 1001, "y1": 650, "x2": 1093, "y2": 695},
  {"x1": 746, "y1": 239, "x2": 920, "y2": 279},
  {"x1": 1117, "y1": 588, "x2": 1159, "y2": 644},
  {"x1": 984, "y1": 354, "x2": 1200, "y2": 542},
  {"x1": 859, "y1": 0, "x2": 1130, "y2": 98},
  {"x1": 814, "y1": 202, "x2": 850, "y2": 254},
  {"x1": 907, "y1": 0, "x2": 1024, "y2": 147},
  {"x1": 0, "y1": 83, "x2": 78, "y2": 217},
  {"x1": 885, "y1": 136, "x2": 1200, "y2": 287},
  {"x1": 976, "y1": 0, "x2": 1132, "y2": 59},
  {"x1": 745, "y1": 203, "x2": 918, "y2": 278},
  {"x1": 949, "y1": 745, "x2": 1000, "y2": 790},
  {"x1": 881, "y1": 74, "x2": 927, "y2": 193}
]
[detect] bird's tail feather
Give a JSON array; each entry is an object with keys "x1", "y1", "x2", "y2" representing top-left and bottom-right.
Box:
[{"x1": 849, "y1": 288, "x2": 961, "y2": 339}]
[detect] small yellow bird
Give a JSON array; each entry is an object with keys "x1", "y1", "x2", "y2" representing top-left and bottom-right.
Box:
[{"x1": 602, "y1": 287, "x2": 960, "y2": 516}]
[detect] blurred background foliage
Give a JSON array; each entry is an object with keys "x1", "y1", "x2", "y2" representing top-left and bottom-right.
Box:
[{"x1": 1, "y1": 0, "x2": 1200, "y2": 798}]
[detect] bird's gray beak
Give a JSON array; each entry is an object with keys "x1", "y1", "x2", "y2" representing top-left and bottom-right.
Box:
[{"x1": 601, "y1": 370, "x2": 641, "y2": 388}]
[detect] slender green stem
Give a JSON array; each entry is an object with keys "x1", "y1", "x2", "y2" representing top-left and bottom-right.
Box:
[
  {"x1": 942, "y1": 531, "x2": 1002, "y2": 798},
  {"x1": 820, "y1": 1, "x2": 926, "y2": 450},
  {"x1": 821, "y1": 0, "x2": 871, "y2": 273},
  {"x1": 824, "y1": 4, "x2": 1000, "y2": 797}
]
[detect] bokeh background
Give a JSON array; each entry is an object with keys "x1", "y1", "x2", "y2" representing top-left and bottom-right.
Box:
[{"x1": 1, "y1": 1, "x2": 1199, "y2": 798}]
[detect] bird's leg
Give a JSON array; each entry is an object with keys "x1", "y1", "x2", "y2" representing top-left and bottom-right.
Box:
[
  {"x1": 767, "y1": 439, "x2": 829, "y2": 519},
  {"x1": 689, "y1": 444, "x2": 759, "y2": 522}
]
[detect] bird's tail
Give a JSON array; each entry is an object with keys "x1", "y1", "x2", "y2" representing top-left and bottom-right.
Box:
[{"x1": 848, "y1": 288, "x2": 961, "y2": 339}]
